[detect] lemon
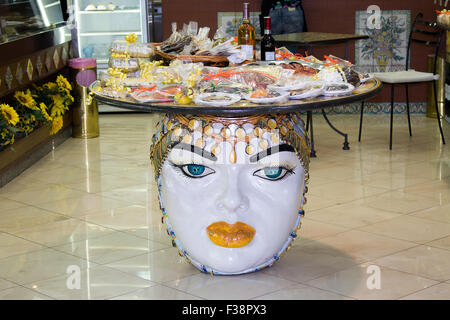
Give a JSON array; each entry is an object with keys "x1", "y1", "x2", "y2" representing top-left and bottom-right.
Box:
[
  {"x1": 177, "y1": 96, "x2": 191, "y2": 105},
  {"x1": 174, "y1": 92, "x2": 183, "y2": 100}
]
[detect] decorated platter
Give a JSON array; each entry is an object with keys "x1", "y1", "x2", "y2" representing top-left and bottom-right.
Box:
[
  {"x1": 244, "y1": 89, "x2": 290, "y2": 104},
  {"x1": 322, "y1": 82, "x2": 355, "y2": 97},
  {"x1": 194, "y1": 92, "x2": 242, "y2": 107},
  {"x1": 289, "y1": 82, "x2": 325, "y2": 100}
]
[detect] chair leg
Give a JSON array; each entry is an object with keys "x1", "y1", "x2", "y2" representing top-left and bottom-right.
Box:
[
  {"x1": 432, "y1": 79, "x2": 446, "y2": 145},
  {"x1": 359, "y1": 101, "x2": 364, "y2": 142},
  {"x1": 405, "y1": 84, "x2": 412, "y2": 137},
  {"x1": 390, "y1": 84, "x2": 395, "y2": 150}
]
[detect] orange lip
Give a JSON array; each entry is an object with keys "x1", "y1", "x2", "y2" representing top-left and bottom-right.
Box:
[{"x1": 206, "y1": 221, "x2": 256, "y2": 248}]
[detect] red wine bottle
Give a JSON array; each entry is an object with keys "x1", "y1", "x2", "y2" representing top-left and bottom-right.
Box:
[{"x1": 260, "y1": 16, "x2": 276, "y2": 61}]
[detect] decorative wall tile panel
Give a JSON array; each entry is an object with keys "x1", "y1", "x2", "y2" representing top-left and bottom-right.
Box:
[
  {"x1": 0, "y1": 43, "x2": 70, "y2": 96},
  {"x1": 45, "y1": 51, "x2": 53, "y2": 72},
  {"x1": 15, "y1": 63, "x2": 24, "y2": 85},
  {"x1": 36, "y1": 56, "x2": 43, "y2": 76},
  {"x1": 302, "y1": 102, "x2": 426, "y2": 115},
  {"x1": 53, "y1": 48, "x2": 60, "y2": 69},
  {"x1": 26, "y1": 59, "x2": 33, "y2": 81},
  {"x1": 355, "y1": 10, "x2": 411, "y2": 73},
  {"x1": 61, "y1": 46, "x2": 68, "y2": 65},
  {"x1": 218, "y1": 12, "x2": 261, "y2": 38},
  {"x1": 5, "y1": 66, "x2": 13, "y2": 90}
]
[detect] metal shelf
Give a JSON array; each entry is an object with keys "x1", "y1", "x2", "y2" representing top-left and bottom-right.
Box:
[
  {"x1": 79, "y1": 31, "x2": 142, "y2": 36},
  {"x1": 79, "y1": 9, "x2": 141, "y2": 14}
]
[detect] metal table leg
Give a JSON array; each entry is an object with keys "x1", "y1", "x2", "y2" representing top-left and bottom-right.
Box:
[
  {"x1": 319, "y1": 40, "x2": 350, "y2": 150},
  {"x1": 309, "y1": 45, "x2": 351, "y2": 152},
  {"x1": 322, "y1": 110, "x2": 350, "y2": 150},
  {"x1": 306, "y1": 111, "x2": 317, "y2": 157}
]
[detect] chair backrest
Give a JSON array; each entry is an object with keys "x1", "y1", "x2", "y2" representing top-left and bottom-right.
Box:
[{"x1": 406, "y1": 13, "x2": 443, "y2": 75}]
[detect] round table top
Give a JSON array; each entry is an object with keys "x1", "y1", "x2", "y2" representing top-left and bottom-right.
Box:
[{"x1": 90, "y1": 78, "x2": 382, "y2": 117}]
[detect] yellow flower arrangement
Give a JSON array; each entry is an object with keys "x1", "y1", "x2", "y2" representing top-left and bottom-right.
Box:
[
  {"x1": 56, "y1": 74, "x2": 72, "y2": 91},
  {"x1": 0, "y1": 104, "x2": 19, "y2": 126},
  {"x1": 23, "y1": 125, "x2": 33, "y2": 134},
  {"x1": 1, "y1": 128, "x2": 15, "y2": 146},
  {"x1": 14, "y1": 90, "x2": 38, "y2": 110},
  {"x1": 50, "y1": 94, "x2": 68, "y2": 117},
  {"x1": 43, "y1": 82, "x2": 58, "y2": 90},
  {"x1": 39, "y1": 103, "x2": 52, "y2": 122},
  {"x1": 1, "y1": 74, "x2": 73, "y2": 149},
  {"x1": 49, "y1": 116, "x2": 63, "y2": 135}
]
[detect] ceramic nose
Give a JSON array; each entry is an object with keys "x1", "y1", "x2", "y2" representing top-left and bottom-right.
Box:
[{"x1": 216, "y1": 167, "x2": 249, "y2": 213}]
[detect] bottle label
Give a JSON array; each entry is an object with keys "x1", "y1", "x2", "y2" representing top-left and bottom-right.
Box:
[
  {"x1": 241, "y1": 45, "x2": 254, "y2": 60},
  {"x1": 265, "y1": 51, "x2": 275, "y2": 61}
]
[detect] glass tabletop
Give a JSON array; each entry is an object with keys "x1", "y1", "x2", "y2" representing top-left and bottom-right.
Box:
[{"x1": 90, "y1": 78, "x2": 382, "y2": 117}]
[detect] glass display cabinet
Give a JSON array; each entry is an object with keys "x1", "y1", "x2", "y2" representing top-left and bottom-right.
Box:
[
  {"x1": 72, "y1": 0, "x2": 148, "y2": 67},
  {"x1": 0, "y1": 0, "x2": 65, "y2": 44},
  {"x1": 71, "y1": 0, "x2": 149, "y2": 112}
]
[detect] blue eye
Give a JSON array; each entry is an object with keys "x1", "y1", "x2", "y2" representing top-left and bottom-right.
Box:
[
  {"x1": 264, "y1": 167, "x2": 282, "y2": 179},
  {"x1": 177, "y1": 164, "x2": 215, "y2": 179},
  {"x1": 253, "y1": 166, "x2": 294, "y2": 181},
  {"x1": 187, "y1": 164, "x2": 205, "y2": 176}
]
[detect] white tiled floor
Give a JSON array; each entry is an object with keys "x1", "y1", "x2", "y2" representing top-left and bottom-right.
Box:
[{"x1": 0, "y1": 112, "x2": 449, "y2": 300}]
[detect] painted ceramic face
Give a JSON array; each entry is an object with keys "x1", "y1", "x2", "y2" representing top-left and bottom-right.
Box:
[{"x1": 151, "y1": 114, "x2": 310, "y2": 275}]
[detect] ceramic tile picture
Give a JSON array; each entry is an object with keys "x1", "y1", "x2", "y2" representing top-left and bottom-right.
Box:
[
  {"x1": 62, "y1": 47, "x2": 68, "y2": 65},
  {"x1": 218, "y1": 12, "x2": 261, "y2": 38},
  {"x1": 26, "y1": 59, "x2": 33, "y2": 81},
  {"x1": 4, "y1": 66, "x2": 13, "y2": 90},
  {"x1": 36, "y1": 56, "x2": 43, "y2": 77},
  {"x1": 45, "y1": 52, "x2": 53, "y2": 72},
  {"x1": 355, "y1": 10, "x2": 411, "y2": 73},
  {"x1": 15, "y1": 62, "x2": 23, "y2": 85},
  {"x1": 53, "y1": 48, "x2": 60, "y2": 69}
]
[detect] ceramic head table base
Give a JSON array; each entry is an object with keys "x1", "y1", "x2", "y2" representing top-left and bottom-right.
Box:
[
  {"x1": 151, "y1": 113, "x2": 310, "y2": 275},
  {"x1": 91, "y1": 78, "x2": 382, "y2": 275}
]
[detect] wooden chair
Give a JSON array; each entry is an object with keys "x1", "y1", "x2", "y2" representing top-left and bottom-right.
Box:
[{"x1": 358, "y1": 13, "x2": 446, "y2": 149}]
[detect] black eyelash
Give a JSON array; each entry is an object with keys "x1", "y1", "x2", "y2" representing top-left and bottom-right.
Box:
[
  {"x1": 279, "y1": 169, "x2": 295, "y2": 181},
  {"x1": 263, "y1": 165, "x2": 296, "y2": 174},
  {"x1": 169, "y1": 161, "x2": 193, "y2": 179},
  {"x1": 253, "y1": 166, "x2": 296, "y2": 182}
]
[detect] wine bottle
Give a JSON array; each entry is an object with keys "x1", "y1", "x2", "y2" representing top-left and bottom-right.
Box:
[
  {"x1": 238, "y1": 2, "x2": 256, "y2": 62},
  {"x1": 261, "y1": 16, "x2": 276, "y2": 61}
]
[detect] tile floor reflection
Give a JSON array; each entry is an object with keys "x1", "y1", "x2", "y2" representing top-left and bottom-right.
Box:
[{"x1": 0, "y1": 113, "x2": 449, "y2": 300}]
